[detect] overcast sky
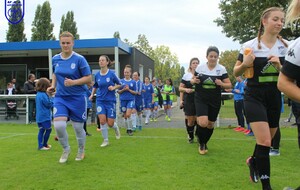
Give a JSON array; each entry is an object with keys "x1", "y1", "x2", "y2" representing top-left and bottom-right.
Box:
[{"x1": 0, "y1": 0, "x2": 241, "y2": 69}]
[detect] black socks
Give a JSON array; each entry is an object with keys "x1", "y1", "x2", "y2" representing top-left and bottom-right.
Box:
[{"x1": 255, "y1": 144, "x2": 271, "y2": 190}]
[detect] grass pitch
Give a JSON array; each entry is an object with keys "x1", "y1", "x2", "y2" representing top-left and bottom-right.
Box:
[{"x1": 0, "y1": 124, "x2": 299, "y2": 190}]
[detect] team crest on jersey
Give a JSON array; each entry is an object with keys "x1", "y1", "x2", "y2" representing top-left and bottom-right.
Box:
[
  {"x1": 261, "y1": 62, "x2": 279, "y2": 73},
  {"x1": 97, "y1": 106, "x2": 102, "y2": 113},
  {"x1": 216, "y1": 70, "x2": 221, "y2": 75},
  {"x1": 106, "y1": 78, "x2": 110, "y2": 83},
  {"x1": 53, "y1": 107, "x2": 57, "y2": 115},
  {"x1": 278, "y1": 45, "x2": 286, "y2": 55},
  {"x1": 130, "y1": 83, "x2": 133, "y2": 87},
  {"x1": 82, "y1": 112, "x2": 86, "y2": 120},
  {"x1": 71, "y1": 63, "x2": 76, "y2": 69}
]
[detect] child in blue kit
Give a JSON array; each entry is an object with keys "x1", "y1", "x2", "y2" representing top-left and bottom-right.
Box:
[{"x1": 36, "y1": 78, "x2": 54, "y2": 150}]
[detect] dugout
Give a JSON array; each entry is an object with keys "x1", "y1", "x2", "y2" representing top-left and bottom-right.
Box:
[{"x1": 0, "y1": 38, "x2": 154, "y2": 93}]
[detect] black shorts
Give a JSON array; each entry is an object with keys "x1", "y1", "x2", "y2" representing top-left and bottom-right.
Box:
[
  {"x1": 244, "y1": 85, "x2": 281, "y2": 128},
  {"x1": 184, "y1": 93, "x2": 196, "y2": 116},
  {"x1": 194, "y1": 94, "x2": 221, "y2": 122}
]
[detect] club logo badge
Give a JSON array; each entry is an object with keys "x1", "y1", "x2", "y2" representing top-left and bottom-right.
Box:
[{"x1": 5, "y1": 0, "x2": 24, "y2": 24}]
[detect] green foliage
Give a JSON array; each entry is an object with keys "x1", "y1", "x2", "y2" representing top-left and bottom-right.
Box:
[
  {"x1": 6, "y1": 3, "x2": 26, "y2": 42},
  {"x1": 0, "y1": 124, "x2": 298, "y2": 189},
  {"x1": 133, "y1": 34, "x2": 154, "y2": 58},
  {"x1": 152, "y1": 45, "x2": 181, "y2": 86},
  {"x1": 214, "y1": 0, "x2": 297, "y2": 43},
  {"x1": 59, "y1": 11, "x2": 79, "y2": 39},
  {"x1": 117, "y1": 32, "x2": 182, "y2": 87},
  {"x1": 113, "y1": 31, "x2": 121, "y2": 39},
  {"x1": 219, "y1": 50, "x2": 239, "y2": 84},
  {"x1": 31, "y1": 1, "x2": 55, "y2": 41}
]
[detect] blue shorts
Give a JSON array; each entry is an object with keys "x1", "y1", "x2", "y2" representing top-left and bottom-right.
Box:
[
  {"x1": 120, "y1": 100, "x2": 135, "y2": 113},
  {"x1": 135, "y1": 98, "x2": 143, "y2": 112},
  {"x1": 163, "y1": 100, "x2": 173, "y2": 106},
  {"x1": 96, "y1": 100, "x2": 116, "y2": 119},
  {"x1": 144, "y1": 98, "x2": 152, "y2": 109},
  {"x1": 37, "y1": 120, "x2": 52, "y2": 129},
  {"x1": 53, "y1": 96, "x2": 87, "y2": 122},
  {"x1": 152, "y1": 101, "x2": 159, "y2": 108}
]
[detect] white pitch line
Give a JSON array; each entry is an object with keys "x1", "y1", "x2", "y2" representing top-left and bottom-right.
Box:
[{"x1": 0, "y1": 134, "x2": 25, "y2": 140}]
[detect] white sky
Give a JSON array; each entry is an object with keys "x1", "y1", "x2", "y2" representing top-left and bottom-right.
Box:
[{"x1": 0, "y1": 0, "x2": 241, "y2": 69}]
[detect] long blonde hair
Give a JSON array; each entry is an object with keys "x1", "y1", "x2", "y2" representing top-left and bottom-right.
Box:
[{"x1": 286, "y1": 0, "x2": 300, "y2": 29}]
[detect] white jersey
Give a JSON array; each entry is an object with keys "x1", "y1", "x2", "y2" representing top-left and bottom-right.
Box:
[{"x1": 282, "y1": 37, "x2": 300, "y2": 87}]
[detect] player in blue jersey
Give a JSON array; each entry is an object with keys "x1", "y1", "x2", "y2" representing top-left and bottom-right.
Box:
[
  {"x1": 143, "y1": 76, "x2": 154, "y2": 124},
  {"x1": 234, "y1": 7, "x2": 288, "y2": 189},
  {"x1": 89, "y1": 55, "x2": 121, "y2": 147},
  {"x1": 83, "y1": 81, "x2": 93, "y2": 136},
  {"x1": 118, "y1": 65, "x2": 137, "y2": 136},
  {"x1": 47, "y1": 31, "x2": 92, "y2": 163},
  {"x1": 132, "y1": 71, "x2": 144, "y2": 131}
]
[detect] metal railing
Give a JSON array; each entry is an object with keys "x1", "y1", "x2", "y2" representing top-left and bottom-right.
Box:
[{"x1": 0, "y1": 94, "x2": 36, "y2": 124}]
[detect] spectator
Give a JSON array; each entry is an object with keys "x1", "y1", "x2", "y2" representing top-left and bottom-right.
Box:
[
  {"x1": 23, "y1": 74, "x2": 37, "y2": 123},
  {"x1": 232, "y1": 76, "x2": 246, "y2": 132},
  {"x1": 35, "y1": 78, "x2": 53, "y2": 150},
  {"x1": 6, "y1": 82, "x2": 15, "y2": 95}
]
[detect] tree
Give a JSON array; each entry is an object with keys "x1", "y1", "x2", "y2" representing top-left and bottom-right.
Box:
[
  {"x1": 218, "y1": 50, "x2": 239, "y2": 84},
  {"x1": 133, "y1": 34, "x2": 154, "y2": 58},
  {"x1": 114, "y1": 32, "x2": 182, "y2": 87},
  {"x1": 214, "y1": 0, "x2": 297, "y2": 44},
  {"x1": 113, "y1": 31, "x2": 121, "y2": 39},
  {"x1": 59, "y1": 11, "x2": 79, "y2": 39},
  {"x1": 152, "y1": 45, "x2": 181, "y2": 86},
  {"x1": 31, "y1": 1, "x2": 55, "y2": 41}
]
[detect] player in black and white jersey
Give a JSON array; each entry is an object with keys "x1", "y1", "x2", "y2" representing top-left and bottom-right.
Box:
[
  {"x1": 191, "y1": 46, "x2": 231, "y2": 155},
  {"x1": 179, "y1": 57, "x2": 199, "y2": 143},
  {"x1": 278, "y1": 0, "x2": 300, "y2": 151},
  {"x1": 233, "y1": 7, "x2": 288, "y2": 190}
]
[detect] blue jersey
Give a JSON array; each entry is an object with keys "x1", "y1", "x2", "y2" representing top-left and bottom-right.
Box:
[
  {"x1": 35, "y1": 91, "x2": 53, "y2": 123},
  {"x1": 93, "y1": 69, "x2": 121, "y2": 102},
  {"x1": 119, "y1": 78, "x2": 136, "y2": 101},
  {"x1": 232, "y1": 80, "x2": 245, "y2": 101},
  {"x1": 52, "y1": 52, "x2": 91, "y2": 96},
  {"x1": 143, "y1": 83, "x2": 154, "y2": 100},
  {"x1": 135, "y1": 80, "x2": 143, "y2": 102},
  {"x1": 86, "y1": 86, "x2": 93, "y2": 109}
]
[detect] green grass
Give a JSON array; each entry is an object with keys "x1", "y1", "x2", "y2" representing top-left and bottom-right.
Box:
[
  {"x1": 220, "y1": 99, "x2": 290, "y2": 119},
  {"x1": 0, "y1": 124, "x2": 299, "y2": 190}
]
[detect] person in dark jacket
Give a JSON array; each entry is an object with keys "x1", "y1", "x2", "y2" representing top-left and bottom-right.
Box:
[{"x1": 23, "y1": 74, "x2": 37, "y2": 123}]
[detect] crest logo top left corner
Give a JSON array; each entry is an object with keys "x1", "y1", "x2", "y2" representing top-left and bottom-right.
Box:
[{"x1": 5, "y1": 0, "x2": 25, "y2": 24}]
